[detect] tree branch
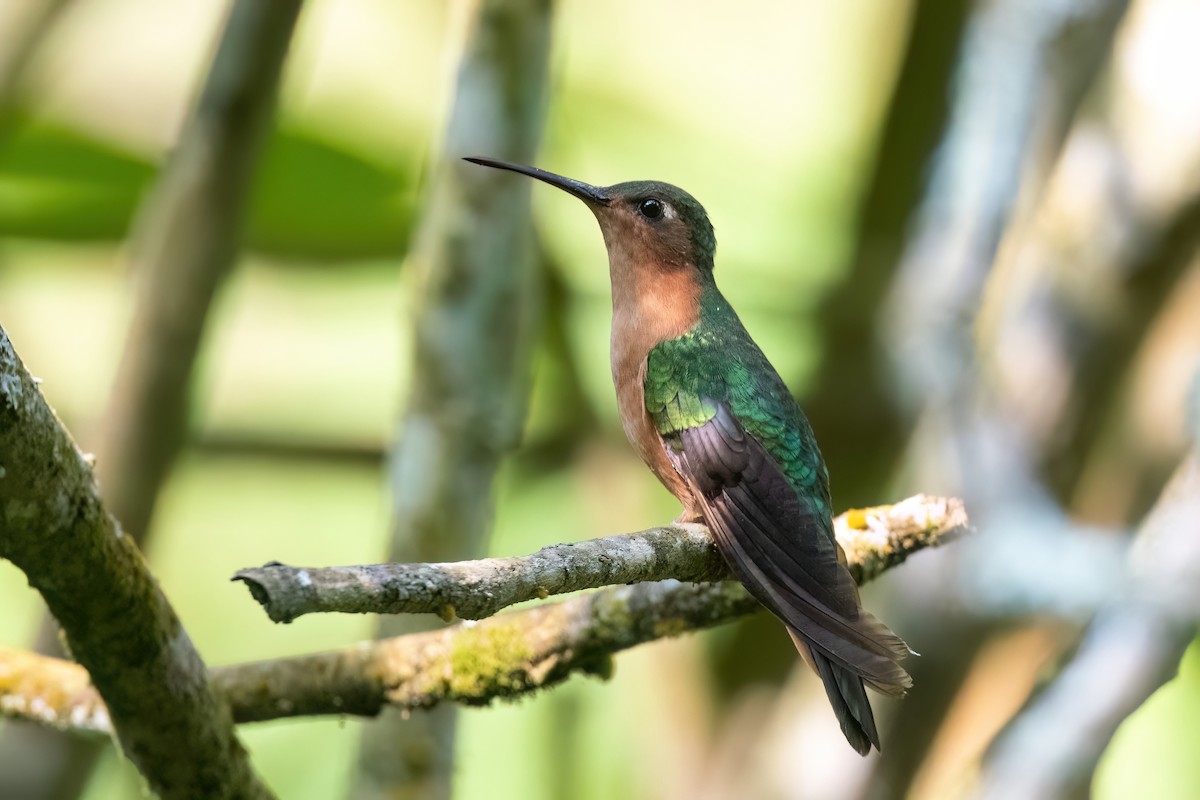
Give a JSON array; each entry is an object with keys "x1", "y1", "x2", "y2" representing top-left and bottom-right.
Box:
[
  {"x1": 0, "y1": 0, "x2": 73, "y2": 137},
  {"x1": 3, "y1": 495, "x2": 966, "y2": 734},
  {"x1": 3, "y1": 0, "x2": 306, "y2": 795},
  {"x1": 222, "y1": 579, "x2": 756, "y2": 722},
  {"x1": 234, "y1": 494, "x2": 967, "y2": 623},
  {"x1": 0, "y1": 327, "x2": 272, "y2": 798}
]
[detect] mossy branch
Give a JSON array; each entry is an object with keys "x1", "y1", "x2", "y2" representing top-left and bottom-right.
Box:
[
  {"x1": 2, "y1": 580, "x2": 753, "y2": 733},
  {"x1": 3, "y1": 494, "x2": 965, "y2": 734},
  {"x1": 234, "y1": 495, "x2": 968, "y2": 624}
]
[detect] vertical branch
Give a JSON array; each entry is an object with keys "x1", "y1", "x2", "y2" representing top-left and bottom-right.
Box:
[
  {"x1": 351, "y1": 1, "x2": 555, "y2": 798},
  {"x1": 0, "y1": 328, "x2": 273, "y2": 799},
  {"x1": 0, "y1": 1, "x2": 306, "y2": 797}
]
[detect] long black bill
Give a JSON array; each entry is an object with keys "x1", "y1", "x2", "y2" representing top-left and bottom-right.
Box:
[{"x1": 464, "y1": 157, "x2": 611, "y2": 206}]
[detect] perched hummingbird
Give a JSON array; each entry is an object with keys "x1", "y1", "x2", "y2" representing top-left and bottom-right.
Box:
[{"x1": 465, "y1": 157, "x2": 912, "y2": 754}]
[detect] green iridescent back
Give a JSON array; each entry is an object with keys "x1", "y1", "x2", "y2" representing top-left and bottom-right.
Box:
[{"x1": 644, "y1": 282, "x2": 832, "y2": 522}]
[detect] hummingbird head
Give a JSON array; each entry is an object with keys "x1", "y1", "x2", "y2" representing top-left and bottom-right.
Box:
[{"x1": 464, "y1": 158, "x2": 717, "y2": 280}]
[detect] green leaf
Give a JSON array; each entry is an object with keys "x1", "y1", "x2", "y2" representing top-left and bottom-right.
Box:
[
  {"x1": 0, "y1": 118, "x2": 416, "y2": 261},
  {"x1": 246, "y1": 127, "x2": 415, "y2": 261},
  {"x1": 0, "y1": 120, "x2": 153, "y2": 240}
]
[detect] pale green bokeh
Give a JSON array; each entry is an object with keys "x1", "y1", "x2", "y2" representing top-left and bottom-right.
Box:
[{"x1": 1095, "y1": 640, "x2": 1200, "y2": 800}]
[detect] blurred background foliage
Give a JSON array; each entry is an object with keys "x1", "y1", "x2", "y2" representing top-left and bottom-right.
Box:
[{"x1": 0, "y1": 0, "x2": 1198, "y2": 798}]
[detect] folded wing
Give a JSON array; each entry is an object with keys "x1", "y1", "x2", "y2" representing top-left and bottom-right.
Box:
[{"x1": 665, "y1": 401, "x2": 911, "y2": 748}]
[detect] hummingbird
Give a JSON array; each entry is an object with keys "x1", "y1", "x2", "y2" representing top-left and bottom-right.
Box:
[{"x1": 465, "y1": 157, "x2": 912, "y2": 754}]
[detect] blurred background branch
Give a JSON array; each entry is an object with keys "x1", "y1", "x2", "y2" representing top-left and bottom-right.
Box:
[
  {"x1": 0, "y1": 327, "x2": 272, "y2": 799},
  {"x1": 354, "y1": 1, "x2": 555, "y2": 798},
  {"x1": 95, "y1": 0, "x2": 304, "y2": 550},
  {"x1": 1040, "y1": 187, "x2": 1200, "y2": 511},
  {"x1": 862, "y1": 1, "x2": 1134, "y2": 796},
  {"x1": 804, "y1": 0, "x2": 970, "y2": 506}
]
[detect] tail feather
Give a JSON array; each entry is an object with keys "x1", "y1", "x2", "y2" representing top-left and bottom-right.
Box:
[{"x1": 791, "y1": 630, "x2": 881, "y2": 756}]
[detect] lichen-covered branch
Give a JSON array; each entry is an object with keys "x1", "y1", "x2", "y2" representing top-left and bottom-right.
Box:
[
  {"x1": 222, "y1": 579, "x2": 759, "y2": 722},
  {"x1": 234, "y1": 494, "x2": 967, "y2": 623},
  {"x1": 0, "y1": 328, "x2": 272, "y2": 798},
  {"x1": 4, "y1": 498, "x2": 965, "y2": 734}
]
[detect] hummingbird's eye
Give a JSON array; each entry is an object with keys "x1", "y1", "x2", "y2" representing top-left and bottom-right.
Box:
[{"x1": 638, "y1": 198, "x2": 664, "y2": 220}]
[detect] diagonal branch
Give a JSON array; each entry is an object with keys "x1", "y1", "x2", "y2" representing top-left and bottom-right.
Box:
[
  {"x1": 98, "y1": 0, "x2": 304, "y2": 548},
  {"x1": 3, "y1": 0, "x2": 306, "y2": 795},
  {"x1": 2, "y1": 581, "x2": 753, "y2": 733},
  {"x1": 223, "y1": 579, "x2": 755, "y2": 722},
  {"x1": 0, "y1": 328, "x2": 271, "y2": 798},
  {"x1": 4, "y1": 496, "x2": 967, "y2": 735},
  {"x1": 234, "y1": 494, "x2": 968, "y2": 623}
]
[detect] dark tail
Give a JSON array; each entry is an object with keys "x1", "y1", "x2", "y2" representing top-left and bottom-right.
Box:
[{"x1": 790, "y1": 630, "x2": 880, "y2": 756}]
